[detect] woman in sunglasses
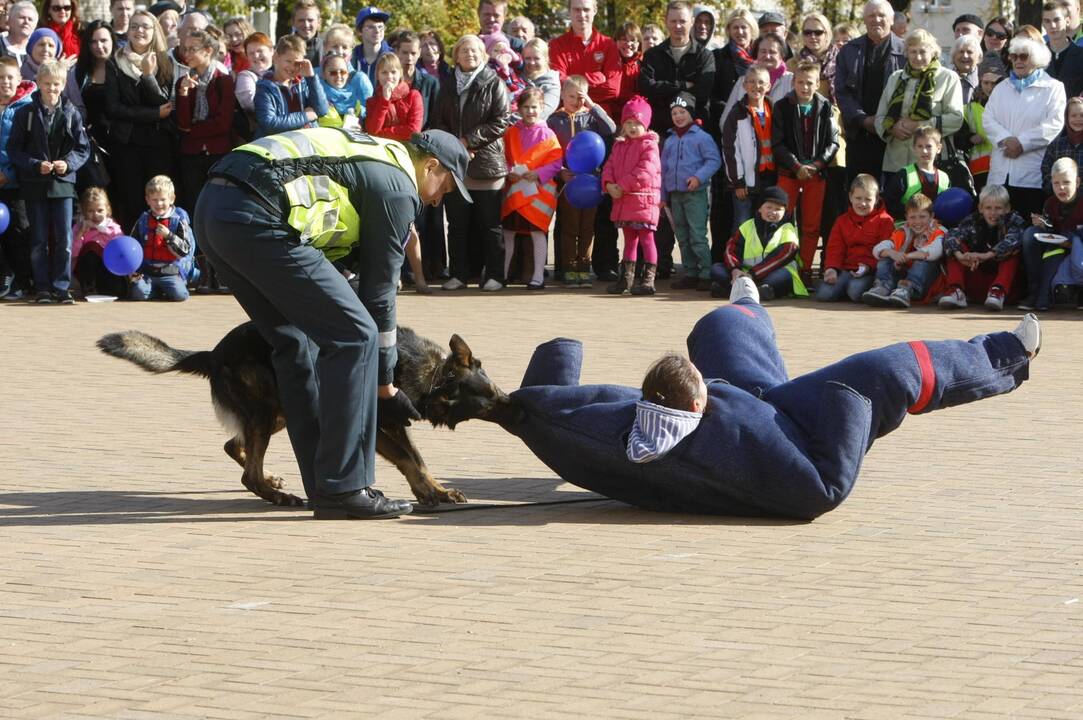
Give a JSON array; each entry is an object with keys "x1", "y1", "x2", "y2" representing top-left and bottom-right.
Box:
[
  {"x1": 983, "y1": 36, "x2": 1067, "y2": 218},
  {"x1": 38, "y1": 0, "x2": 80, "y2": 61},
  {"x1": 795, "y1": 12, "x2": 838, "y2": 101},
  {"x1": 980, "y1": 17, "x2": 1013, "y2": 78}
]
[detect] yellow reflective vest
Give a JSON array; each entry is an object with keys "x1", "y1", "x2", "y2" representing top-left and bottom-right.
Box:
[
  {"x1": 234, "y1": 128, "x2": 417, "y2": 261},
  {"x1": 737, "y1": 218, "x2": 808, "y2": 296}
]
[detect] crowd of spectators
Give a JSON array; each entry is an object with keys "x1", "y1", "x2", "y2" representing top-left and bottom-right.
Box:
[{"x1": 0, "y1": 0, "x2": 1082, "y2": 312}]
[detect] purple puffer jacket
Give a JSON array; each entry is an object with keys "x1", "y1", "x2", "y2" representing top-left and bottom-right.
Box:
[{"x1": 601, "y1": 131, "x2": 662, "y2": 226}]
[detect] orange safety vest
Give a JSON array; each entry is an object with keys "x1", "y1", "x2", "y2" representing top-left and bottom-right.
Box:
[
  {"x1": 501, "y1": 124, "x2": 563, "y2": 231},
  {"x1": 751, "y1": 101, "x2": 774, "y2": 174}
]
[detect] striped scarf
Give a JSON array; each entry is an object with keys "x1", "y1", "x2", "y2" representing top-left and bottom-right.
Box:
[
  {"x1": 881, "y1": 58, "x2": 940, "y2": 135},
  {"x1": 626, "y1": 400, "x2": 703, "y2": 464}
]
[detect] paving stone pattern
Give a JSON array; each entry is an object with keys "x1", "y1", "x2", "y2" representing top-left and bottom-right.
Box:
[{"x1": 1, "y1": 291, "x2": 1081, "y2": 719}]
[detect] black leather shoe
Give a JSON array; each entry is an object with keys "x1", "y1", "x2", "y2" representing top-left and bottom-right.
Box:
[{"x1": 311, "y1": 487, "x2": 413, "y2": 520}]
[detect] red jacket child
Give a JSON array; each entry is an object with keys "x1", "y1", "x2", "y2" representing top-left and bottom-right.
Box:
[
  {"x1": 824, "y1": 202, "x2": 895, "y2": 272},
  {"x1": 365, "y1": 80, "x2": 424, "y2": 142}
]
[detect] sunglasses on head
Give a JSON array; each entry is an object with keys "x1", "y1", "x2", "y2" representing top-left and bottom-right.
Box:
[
  {"x1": 986, "y1": 28, "x2": 1009, "y2": 39},
  {"x1": 1008, "y1": 52, "x2": 1030, "y2": 61}
]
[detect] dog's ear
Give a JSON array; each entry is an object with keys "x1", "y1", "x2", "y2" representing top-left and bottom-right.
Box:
[{"x1": 449, "y1": 334, "x2": 474, "y2": 367}]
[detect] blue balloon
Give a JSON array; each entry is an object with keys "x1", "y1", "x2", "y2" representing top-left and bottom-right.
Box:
[
  {"x1": 565, "y1": 173, "x2": 603, "y2": 209},
  {"x1": 565, "y1": 130, "x2": 606, "y2": 174},
  {"x1": 932, "y1": 187, "x2": 974, "y2": 226},
  {"x1": 0, "y1": 202, "x2": 9, "y2": 235},
  {"x1": 103, "y1": 235, "x2": 144, "y2": 276}
]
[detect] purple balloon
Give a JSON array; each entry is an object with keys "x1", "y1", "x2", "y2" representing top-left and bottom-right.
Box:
[
  {"x1": 103, "y1": 235, "x2": 144, "y2": 276},
  {"x1": 565, "y1": 173, "x2": 603, "y2": 209},
  {"x1": 565, "y1": 131, "x2": 606, "y2": 174}
]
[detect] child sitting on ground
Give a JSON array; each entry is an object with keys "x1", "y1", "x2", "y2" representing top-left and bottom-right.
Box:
[
  {"x1": 626, "y1": 352, "x2": 708, "y2": 464},
  {"x1": 8, "y1": 59, "x2": 88, "y2": 304},
  {"x1": 940, "y1": 182, "x2": 1026, "y2": 311},
  {"x1": 715, "y1": 185, "x2": 807, "y2": 301},
  {"x1": 882, "y1": 125, "x2": 952, "y2": 220},
  {"x1": 364, "y1": 52, "x2": 423, "y2": 141},
  {"x1": 501, "y1": 87, "x2": 563, "y2": 290},
  {"x1": 863, "y1": 193, "x2": 945, "y2": 308},
  {"x1": 662, "y1": 92, "x2": 721, "y2": 292},
  {"x1": 129, "y1": 175, "x2": 197, "y2": 302},
  {"x1": 602, "y1": 95, "x2": 662, "y2": 296},
  {"x1": 71, "y1": 187, "x2": 125, "y2": 298},
  {"x1": 815, "y1": 173, "x2": 895, "y2": 302},
  {"x1": 1019, "y1": 158, "x2": 1083, "y2": 311},
  {"x1": 547, "y1": 74, "x2": 616, "y2": 286}
]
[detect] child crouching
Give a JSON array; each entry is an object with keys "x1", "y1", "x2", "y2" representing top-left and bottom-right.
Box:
[
  {"x1": 714, "y1": 185, "x2": 807, "y2": 301},
  {"x1": 863, "y1": 193, "x2": 945, "y2": 308},
  {"x1": 129, "y1": 176, "x2": 197, "y2": 301}
]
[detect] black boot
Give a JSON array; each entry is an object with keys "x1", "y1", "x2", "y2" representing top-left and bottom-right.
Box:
[
  {"x1": 631, "y1": 263, "x2": 657, "y2": 295},
  {"x1": 607, "y1": 260, "x2": 635, "y2": 294}
]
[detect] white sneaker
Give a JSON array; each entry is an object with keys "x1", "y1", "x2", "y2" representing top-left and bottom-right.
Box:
[
  {"x1": 1013, "y1": 313, "x2": 1041, "y2": 356},
  {"x1": 441, "y1": 277, "x2": 466, "y2": 291},
  {"x1": 984, "y1": 290, "x2": 1005, "y2": 311},
  {"x1": 887, "y1": 286, "x2": 911, "y2": 308},
  {"x1": 481, "y1": 278, "x2": 504, "y2": 292},
  {"x1": 728, "y1": 276, "x2": 760, "y2": 304},
  {"x1": 938, "y1": 288, "x2": 968, "y2": 309}
]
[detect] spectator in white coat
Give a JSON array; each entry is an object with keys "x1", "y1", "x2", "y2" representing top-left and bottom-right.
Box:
[{"x1": 983, "y1": 35, "x2": 1067, "y2": 218}]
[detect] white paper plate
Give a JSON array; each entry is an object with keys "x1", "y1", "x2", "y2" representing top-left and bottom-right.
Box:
[
  {"x1": 1035, "y1": 233, "x2": 1069, "y2": 245},
  {"x1": 85, "y1": 294, "x2": 117, "y2": 303}
]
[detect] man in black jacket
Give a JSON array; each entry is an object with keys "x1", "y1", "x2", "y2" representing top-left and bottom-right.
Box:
[
  {"x1": 833, "y1": 0, "x2": 906, "y2": 183},
  {"x1": 638, "y1": 0, "x2": 715, "y2": 278},
  {"x1": 1044, "y1": 0, "x2": 1083, "y2": 98}
]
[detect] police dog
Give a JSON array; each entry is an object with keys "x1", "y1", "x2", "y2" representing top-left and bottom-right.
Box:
[{"x1": 97, "y1": 322, "x2": 506, "y2": 507}]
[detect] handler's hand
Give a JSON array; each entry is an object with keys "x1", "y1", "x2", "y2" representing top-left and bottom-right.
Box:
[{"x1": 377, "y1": 388, "x2": 422, "y2": 426}]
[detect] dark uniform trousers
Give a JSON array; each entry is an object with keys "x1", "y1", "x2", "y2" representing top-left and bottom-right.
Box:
[{"x1": 195, "y1": 183, "x2": 379, "y2": 500}]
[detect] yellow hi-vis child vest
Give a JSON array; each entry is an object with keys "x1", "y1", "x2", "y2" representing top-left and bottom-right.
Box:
[
  {"x1": 901, "y1": 163, "x2": 949, "y2": 207},
  {"x1": 234, "y1": 128, "x2": 417, "y2": 261},
  {"x1": 964, "y1": 102, "x2": 993, "y2": 175},
  {"x1": 737, "y1": 218, "x2": 808, "y2": 296}
]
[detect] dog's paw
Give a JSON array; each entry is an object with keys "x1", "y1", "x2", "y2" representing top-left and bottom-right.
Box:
[
  {"x1": 264, "y1": 474, "x2": 286, "y2": 489},
  {"x1": 412, "y1": 484, "x2": 468, "y2": 506}
]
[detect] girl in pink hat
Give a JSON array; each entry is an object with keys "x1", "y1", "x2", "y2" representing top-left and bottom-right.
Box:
[{"x1": 601, "y1": 95, "x2": 662, "y2": 295}]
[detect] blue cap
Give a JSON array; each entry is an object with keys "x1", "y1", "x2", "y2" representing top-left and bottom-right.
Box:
[
  {"x1": 355, "y1": 6, "x2": 390, "y2": 29},
  {"x1": 28, "y1": 28, "x2": 62, "y2": 56}
]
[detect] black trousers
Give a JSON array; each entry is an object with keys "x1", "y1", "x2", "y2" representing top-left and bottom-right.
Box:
[
  {"x1": 179, "y1": 152, "x2": 224, "y2": 214},
  {"x1": 417, "y1": 201, "x2": 447, "y2": 279},
  {"x1": 195, "y1": 183, "x2": 379, "y2": 500},
  {"x1": 445, "y1": 188, "x2": 504, "y2": 284},
  {"x1": 111, "y1": 132, "x2": 176, "y2": 232},
  {"x1": 844, "y1": 130, "x2": 887, "y2": 185},
  {"x1": 592, "y1": 195, "x2": 619, "y2": 277},
  {"x1": 0, "y1": 189, "x2": 31, "y2": 291}
]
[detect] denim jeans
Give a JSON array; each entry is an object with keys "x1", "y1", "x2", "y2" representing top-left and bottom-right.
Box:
[
  {"x1": 875, "y1": 257, "x2": 940, "y2": 299},
  {"x1": 815, "y1": 270, "x2": 874, "y2": 302},
  {"x1": 1021, "y1": 226, "x2": 1068, "y2": 308},
  {"x1": 27, "y1": 197, "x2": 74, "y2": 293},
  {"x1": 130, "y1": 272, "x2": 189, "y2": 301}
]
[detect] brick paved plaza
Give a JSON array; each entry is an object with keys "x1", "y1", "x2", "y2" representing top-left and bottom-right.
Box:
[{"x1": 2, "y1": 289, "x2": 1081, "y2": 719}]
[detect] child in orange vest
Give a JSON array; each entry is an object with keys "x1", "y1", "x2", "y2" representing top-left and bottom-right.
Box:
[{"x1": 502, "y1": 87, "x2": 564, "y2": 289}]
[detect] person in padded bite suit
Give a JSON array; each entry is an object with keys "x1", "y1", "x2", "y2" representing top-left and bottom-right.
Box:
[{"x1": 488, "y1": 277, "x2": 1040, "y2": 519}]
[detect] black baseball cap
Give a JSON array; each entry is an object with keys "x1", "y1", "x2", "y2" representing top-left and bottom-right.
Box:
[{"x1": 411, "y1": 130, "x2": 472, "y2": 203}]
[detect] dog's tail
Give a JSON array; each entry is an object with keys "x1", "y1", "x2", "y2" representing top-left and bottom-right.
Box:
[{"x1": 97, "y1": 331, "x2": 212, "y2": 378}]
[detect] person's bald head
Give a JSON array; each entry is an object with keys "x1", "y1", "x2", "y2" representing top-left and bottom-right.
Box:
[{"x1": 177, "y1": 10, "x2": 207, "y2": 44}]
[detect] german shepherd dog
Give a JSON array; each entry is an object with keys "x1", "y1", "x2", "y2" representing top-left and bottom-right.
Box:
[{"x1": 97, "y1": 322, "x2": 507, "y2": 507}]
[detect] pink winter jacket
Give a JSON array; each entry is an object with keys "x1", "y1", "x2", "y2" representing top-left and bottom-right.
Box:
[
  {"x1": 72, "y1": 219, "x2": 123, "y2": 261},
  {"x1": 601, "y1": 131, "x2": 662, "y2": 226}
]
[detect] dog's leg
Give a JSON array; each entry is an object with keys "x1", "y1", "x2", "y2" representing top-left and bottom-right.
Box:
[
  {"x1": 240, "y1": 420, "x2": 305, "y2": 508},
  {"x1": 376, "y1": 425, "x2": 467, "y2": 506},
  {"x1": 224, "y1": 436, "x2": 246, "y2": 467}
]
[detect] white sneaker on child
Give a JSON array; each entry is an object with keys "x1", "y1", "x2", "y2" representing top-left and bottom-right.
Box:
[{"x1": 728, "y1": 276, "x2": 760, "y2": 304}]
